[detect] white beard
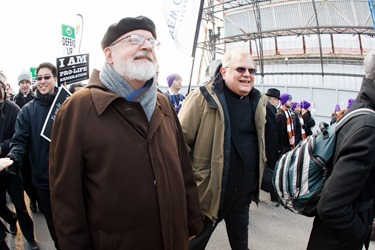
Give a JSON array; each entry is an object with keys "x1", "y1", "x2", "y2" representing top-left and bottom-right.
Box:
[{"x1": 112, "y1": 52, "x2": 156, "y2": 82}]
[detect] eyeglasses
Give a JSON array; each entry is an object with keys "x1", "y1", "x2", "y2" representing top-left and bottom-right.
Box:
[
  {"x1": 36, "y1": 75, "x2": 53, "y2": 81},
  {"x1": 226, "y1": 67, "x2": 257, "y2": 75},
  {"x1": 110, "y1": 34, "x2": 160, "y2": 49}
]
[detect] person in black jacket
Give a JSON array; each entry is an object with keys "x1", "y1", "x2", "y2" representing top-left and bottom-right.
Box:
[
  {"x1": 300, "y1": 100, "x2": 315, "y2": 136},
  {"x1": 290, "y1": 101, "x2": 305, "y2": 146},
  {"x1": 0, "y1": 158, "x2": 14, "y2": 250},
  {"x1": 0, "y1": 75, "x2": 38, "y2": 249},
  {"x1": 13, "y1": 70, "x2": 38, "y2": 214},
  {"x1": 307, "y1": 49, "x2": 375, "y2": 249},
  {"x1": 7, "y1": 63, "x2": 60, "y2": 249},
  {"x1": 263, "y1": 88, "x2": 280, "y2": 202},
  {"x1": 13, "y1": 71, "x2": 35, "y2": 108},
  {"x1": 276, "y1": 93, "x2": 295, "y2": 155}
]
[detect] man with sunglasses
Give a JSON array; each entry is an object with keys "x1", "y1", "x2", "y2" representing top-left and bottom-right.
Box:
[
  {"x1": 179, "y1": 47, "x2": 268, "y2": 250},
  {"x1": 48, "y1": 16, "x2": 202, "y2": 250},
  {"x1": 6, "y1": 62, "x2": 60, "y2": 249}
]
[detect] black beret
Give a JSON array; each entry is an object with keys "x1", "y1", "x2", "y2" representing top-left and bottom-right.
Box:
[{"x1": 101, "y1": 16, "x2": 157, "y2": 49}]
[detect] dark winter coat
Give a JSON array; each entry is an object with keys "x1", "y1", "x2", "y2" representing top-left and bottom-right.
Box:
[
  {"x1": 302, "y1": 110, "x2": 315, "y2": 136},
  {"x1": 0, "y1": 100, "x2": 20, "y2": 156},
  {"x1": 262, "y1": 102, "x2": 278, "y2": 192},
  {"x1": 8, "y1": 88, "x2": 57, "y2": 189},
  {"x1": 13, "y1": 90, "x2": 35, "y2": 108},
  {"x1": 308, "y1": 77, "x2": 375, "y2": 249},
  {"x1": 291, "y1": 111, "x2": 303, "y2": 146},
  {"x1": 49, "y1": 70, "x2": 202, "y2": 250},
  {"x1": 276, "y1": 107, "x2": 293, "y2": 155}
]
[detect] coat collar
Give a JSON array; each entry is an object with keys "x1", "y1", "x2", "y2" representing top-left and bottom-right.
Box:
[
  {"x1": 87, "y1": 69, "x2": 123, "y2": 116},
  {"x1": 87, "y1": 69, "x2": 170, "y2": 123}
]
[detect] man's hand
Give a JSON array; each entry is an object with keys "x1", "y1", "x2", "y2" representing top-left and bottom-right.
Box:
[{"x1": 0, "y1": 158, "x2": 13, "y2": 171}]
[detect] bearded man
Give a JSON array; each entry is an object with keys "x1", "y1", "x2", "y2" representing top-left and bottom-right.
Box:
[{"x1": 48, "y1": 16, "x2": 202, "y2": 250}]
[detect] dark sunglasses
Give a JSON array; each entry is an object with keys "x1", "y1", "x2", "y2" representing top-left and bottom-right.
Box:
[
  {"x1": 36, "y1": 75, "x2": 53, "y2": 81},
  {"x1": 227, "y1": 67, "x2": 257, "y2": 74}
]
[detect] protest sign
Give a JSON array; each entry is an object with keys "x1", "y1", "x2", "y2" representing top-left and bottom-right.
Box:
[{"x1": 41, "y1": 86, "x2": 71, "y2": 142}]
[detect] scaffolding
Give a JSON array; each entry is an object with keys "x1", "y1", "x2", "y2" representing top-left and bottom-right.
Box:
[{"x1": 196, "y1": 0, "x2": 375, "y2": 81}]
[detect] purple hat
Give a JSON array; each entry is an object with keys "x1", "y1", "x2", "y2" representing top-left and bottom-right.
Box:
[
  {"x1": 347, "y1": 98, "x2": 355, "y2": 109},
  {"x1": 301, "y1": 100, "x2": 311, "y2": 109},
  {"x1": 280, "y1": 93, "x2": 292, "y2": 105},
  {"x1": 166, "y1": 73, "x2": 181, "y2": 87},
  {"x1": 291, "y1": 102, "x2": 300, "y2": 111},
  {"x1": 334, "y1": 104, "x2": 340, "y2": 112}
]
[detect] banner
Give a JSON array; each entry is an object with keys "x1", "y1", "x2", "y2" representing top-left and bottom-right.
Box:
[
  {"x1": 56, "y1": 53, "x2": 89, "y2": 86},
  {"x1": 40, "y1": 86, "x2": 71, "y2": 142},
  {"x1": 61, "y1": 24, "x2": 76, "y2": 56},
  {"x1": 61, "y1": 14, "x2": 84, "y2": 56},
  {"x1": 369, "y1": 0, "x2": 375, "y2": 30},
  {"x1": 164, "y1": 0, "x2": 204, "y2": 57}
]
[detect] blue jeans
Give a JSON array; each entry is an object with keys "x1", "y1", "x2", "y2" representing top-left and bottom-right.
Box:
[{"x1": 189, "y1": 194, "x2": 251, "y2": 250}]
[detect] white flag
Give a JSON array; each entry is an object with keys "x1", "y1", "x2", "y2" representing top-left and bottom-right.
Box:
[{"x1": 164, "y1": 0, "x2": 203, "y2": 57}]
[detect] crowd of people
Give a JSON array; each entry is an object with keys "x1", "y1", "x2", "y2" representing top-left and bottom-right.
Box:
[{"x1": 0, "y1": 14, "x2": 374, "y2": 250}]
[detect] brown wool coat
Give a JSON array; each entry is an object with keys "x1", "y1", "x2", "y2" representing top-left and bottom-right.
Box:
[{"x1": 49, "y1": 70, "x2": 202, "y2": 250}]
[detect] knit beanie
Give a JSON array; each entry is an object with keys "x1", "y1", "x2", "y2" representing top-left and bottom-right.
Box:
[
  {"x1": 301, "y1": 100, "x2": 311, "y2": 109},
  {"x1": 291, "y1": 102, "x2": 299, "y2": 111},
  {"x1": 347, "y1": 98, "x2": 355, "y2": 109},
  {"x1": 334, "y1": 104, "x2": 340, "y2": 112},
  {"x1": 0, "y1": 71, "x2": 6, "y2": 85},
  {"x1": 167, "y1": 73, "x2": 181, "y2": 87},
  {"x1": 18, "y1": 70, "x2": 32, "y2": 85},
  {"x1": 101, "y1": 16, "x2": 157, "y2": 49},
  {"x1": 280, "y1": 93, "x2": 292, "y2": 105}
]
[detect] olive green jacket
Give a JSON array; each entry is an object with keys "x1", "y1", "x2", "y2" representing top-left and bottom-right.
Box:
[{"x1": 178, "y1": 79, "x2": 268, "y2": 221}]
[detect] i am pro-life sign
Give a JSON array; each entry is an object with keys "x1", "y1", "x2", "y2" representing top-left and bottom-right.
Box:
[{"x1": 57, "y1": 53, "x2": 89, "y2": 86}]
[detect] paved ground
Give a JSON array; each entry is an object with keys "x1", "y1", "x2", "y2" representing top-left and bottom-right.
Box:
[
  {"x1": 3, "y1": 191, "x2": 375, "y2": 249},
  {"x1": 207, "y1": 191, "x2": 375, "y2": 250}
]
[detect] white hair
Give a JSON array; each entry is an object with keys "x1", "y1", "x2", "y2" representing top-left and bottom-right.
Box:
[
  {"x1": 222, "y1": 47, "x2": 253, "y2": 68},
  {"x1": 364, "y1": 50, "x2": 375, "y2": 81}
]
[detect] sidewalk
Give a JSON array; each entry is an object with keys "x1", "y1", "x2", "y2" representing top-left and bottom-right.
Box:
[
  {"x1": 4, "y1": 191, "x2": 375, "y2": 249},
  {"x1": 207, "y1": 191, "x2": 375, "y2": 250}
]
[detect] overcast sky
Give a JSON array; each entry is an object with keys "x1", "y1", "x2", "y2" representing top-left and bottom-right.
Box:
[{"x1": 0, "y1": 0, "x2": 197, "y2": 91}]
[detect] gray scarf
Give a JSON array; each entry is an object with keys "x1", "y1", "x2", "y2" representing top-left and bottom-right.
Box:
[{"x1": 99, "y1": 63, "x2": 156, "y2": 122}]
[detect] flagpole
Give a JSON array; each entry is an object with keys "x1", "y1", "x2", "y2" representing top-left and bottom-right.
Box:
[
  {"x1": 187, "y1": 0, "x2": 205, "y2": 94},
  {"x1": 77, "y1": 14, "x2": 84, "y2": 54}
]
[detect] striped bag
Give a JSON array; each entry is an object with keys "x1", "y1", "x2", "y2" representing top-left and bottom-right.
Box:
[{"x1": 272, "y1": 108, "x2": 375, "y2": 217}]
